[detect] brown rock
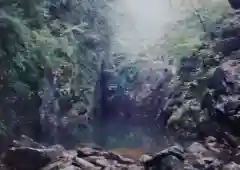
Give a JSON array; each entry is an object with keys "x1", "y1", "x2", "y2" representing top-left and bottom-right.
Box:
[
  {"x1": 85, "y1": 156, "x2": 110, "y2": 167},
  {"x1": 102, "y1": 151, "x2": 135, "y2": 164},
  {"x1": 60, "y1": 165, "x2": 82, "y2": 170},
  {"x1": 72, "y1": 157, "x2": 98, "y2": 169}
]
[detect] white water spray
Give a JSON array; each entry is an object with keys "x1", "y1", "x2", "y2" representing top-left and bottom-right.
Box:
[{"x1": 103, "y1": 0, "x2": 228, "y2": 63}]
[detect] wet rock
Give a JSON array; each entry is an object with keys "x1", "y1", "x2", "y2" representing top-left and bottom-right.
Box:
[
  {"x1": 44, "y1": 144, "x2": 66, "y2": 160},
  {"x1": 13, "y1": 135, "x2": 45, "y2": 149},
  {"x1": 231, "y1": 146, "x2": 240, "y2": 164},
  {"x1": 77, "y1": 147, "x2": 101, "y2": 158},
  {"x1": 221, "y1": 60, "x2": 240, "y2": 93},
  {"x1": 186, "y1": 142, "x2": 213, "y2": 158},
  {"x1": 139, "y1": 154, "x2": 152, "y2": 163},
  {"x1": 2, "y1": 147, "x2": 52, "y2": 170},
  {"x1": 60, "y1": 165, "x2": 82, "y2": 170},
  {"x1": 103, "y1": 151, "x2": 135, "y2": 165},
  {"x1": 41, "y1": 160, "x2": 72, "y2": 170},
  {"x1": 185, "y1": 142, "x2": 225, "y2": 169},
  {"x1": 228, "y1": 0, "x2": 240, "y2": 10},
  {"x1": 204, "y1": 136, "x2": 221, "y2": 153},
  {"x1": 0, "y1": 134, "x2": 14, "y2": 154},
  {"x1": 143, "y1": 145, "x2": 184, "y2": 170},
  {"x1": 214, "y1": 37, "x2": 240, "y2": 56},
  {"x1": 92, "y1": 157, "x2": 110, "y2": 167},
  {"x1": 223, "y1": 162, "x2": 240, "y2": 170},
  {"x1": 72, "y1": 157, "x2": 98, "y2": 169},
  {"x1": 2, "y1": 142, "x2": 66, "y2": 170},
  {"x1": 207, "y1": 67, "x2": 227, "y2": 94},
  {"x1": 84, "y1": 155, "x2": 111, "y2": 168},
  {"x1": 179, "y1": 55, "x2": 201, "y2": 79}
]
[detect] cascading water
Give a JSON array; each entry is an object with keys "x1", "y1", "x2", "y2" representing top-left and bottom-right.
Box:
[
  {"x1": 39, "y1": 0, "x2": 228, "y2": 150},
  {"x1": 96, "y1": 0, "x2": 185, "y2": 149},
  {"x1": 96, "y1": 0, "x2": 227, "y2": 150}
]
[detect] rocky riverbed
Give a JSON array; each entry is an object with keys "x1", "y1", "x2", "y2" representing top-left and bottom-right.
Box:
[
  {"x1": 3, "y1": 3, "x2": 240, "y2": 170},
  {"x1": 1, "y1": 135, "x2": 240, "y2": 170}
]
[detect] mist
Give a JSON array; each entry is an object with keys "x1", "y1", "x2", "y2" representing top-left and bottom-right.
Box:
[{"x1": 103, "y1": 0, "x2": 228, "y2": 60}]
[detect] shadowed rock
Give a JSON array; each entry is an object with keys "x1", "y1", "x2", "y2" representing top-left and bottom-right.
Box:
[{"x1": 228, "y1": 0, "x2": 240, "y2": 10}]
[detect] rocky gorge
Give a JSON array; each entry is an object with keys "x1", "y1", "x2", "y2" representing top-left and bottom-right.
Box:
[{"x1": 3, "y1": 0, "x2": 240, "y2": 170}]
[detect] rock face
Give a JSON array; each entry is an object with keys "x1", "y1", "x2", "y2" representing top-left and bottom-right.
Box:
[
  {"x1": 156, "y1": 11, "x2": 240, "y2": 146},
  {"x1": 4, "y1": 4, "x2": 240, "y2": 170},
  {"x1": 228, "y1": 0, "x2": 240, "y2": 10}
]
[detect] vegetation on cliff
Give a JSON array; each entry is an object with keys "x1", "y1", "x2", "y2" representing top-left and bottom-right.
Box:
[{"x1": 0, "y1": 0, "x2": 236, "y2": 148}]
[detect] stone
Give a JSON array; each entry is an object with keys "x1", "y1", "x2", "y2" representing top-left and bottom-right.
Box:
[
  {"x1": 228, "y1": 0, "x2": 240, "y2": 10},
  {"x1": 139, "y1": 154, "x2": 152, "y2": 163},
  {"x1": 77, "y1": 147, "x2": 101, "y2": 158},
  {"x1": 103, "y1": 151, "x2": 135, "y2": 164},
  {"x1": 60, "y1": 165, "x2": 82, "y2": 170},
  {"x1": 72, "y1": 156, "x2": 97, "y2": 169},
  {"x1": 85, "y1": 156, "x2": 110, "y2": 168},
  {"x1": 2, "y1": 147, "x2": 52, "y2": 170},
  {"x1": 13, "y1": 135, "x2": 45, "y2": 149},
  {"x1": 143, "y1": 145, "x2": 184, "y2": 169},
  {"x1": 185, "y1": 142, "x2": 224, "y2": 169},
  {"x1": 223, "y1": 162, "x2": 240, "y2": 170}
]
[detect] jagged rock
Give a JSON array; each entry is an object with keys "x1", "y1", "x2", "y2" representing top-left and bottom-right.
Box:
[
  {"x1": 223, "y1": 162, "x2": 240, "y2": 170},
  {"x1": 102, "y1": 151, "x2": 135, "y2": 165},
  {"x1": 0, "y1": 134, "x2": 14, "y2": 154},
  {"x1": 2, "y1": 147, "x2": 52, "y2": 170},
  {"x1": 13, "y1": 135, "x2": 45, "y2": 149},
  {"x1": 185, "y1": 142, "x2": 225, "y2": 169},
  {"x1": 179, "y1": 55, "x2": 201, "y2": 77},
  {"x1": 60, "y1": 165, "x2": 82, "y2": 170},
  {"x1": 186, "y1": 142, "x2": 213, "y2": 158},
  {"x1": 214, "y1": 37, "x2": 240, "y2": 56},
  {"x1": 204, "y1": 136, "x2": 221, "y2": 153},
  {"x1": 2, "y1": 144, "x2": 66, "y2": 170},
  {"x1": 204, "y1": 60, "x2": 240, "y2": 136},
  {"x1": 85, "y1": 156, "x2": 110, "y2": 167},
  {"x1": 41, "y1": 160, "x2": 72, "y2": 170},
  {"x1": 221, "y1": 59, "x2": 240, "y2": 93},
  {"x1": 228, "y1": 0, "x2": 240, "y2": 10},
  {"x1": 207, "y1": 67, "x2": 228, "y2": 94},
  {"x1": 72, "y1": 157, "x2": 99, "y2": 169},
  {"x1": 77, "y1": 147, "x2": 101, "y2": 158},
  {"x1": 143, "y1": 145, "x2": 184, "y2": 170},
  {"x1": 231, "y1": 146, "x2": 240, "y2": 164},
  {"x1": 44, "y1": 145, "x2": 67, "y2": 160},
  {"x1": 139, "y1": 154, "x2": 152, "y2": 163}
]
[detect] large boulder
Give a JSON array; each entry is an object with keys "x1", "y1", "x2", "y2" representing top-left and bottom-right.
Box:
[
  {"x1": 3, "y1": 147, "x2": 51, "y2": 170},
  {"x1": 214, "y1": 37, "x2": 240, "y2": 56},
  {"x1": 143, "y1": 145, "x2": 184, "y2": 170},
  {"x1": 228, "y1": 0, "x2": 240, "y2": 10},
  {"x1": 205, "y1": 60, "x2": 240, "y2": 136},
  {"x1": 184, "y1": 141, "x2": 224, "y2": 170},
  {"x1": 2, "y1": 145, "x2": 65, "y2": 170},
  {"x1": 223, "y1": 162, "x2": 240, "y2": 170}
]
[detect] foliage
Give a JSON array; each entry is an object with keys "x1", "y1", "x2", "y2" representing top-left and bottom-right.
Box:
[
  {"x1": 0, "y1": 0, "x2": 109, "y2": 135},
  {"x1": 160, "y1": 0, "x2": 231, "y2": 66}
]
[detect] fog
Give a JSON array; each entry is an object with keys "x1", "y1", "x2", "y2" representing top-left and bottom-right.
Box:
[
  {"x1": 103, "y1": 0, "x2": 228, "y2": 59},
  {"x1": 99, "y1": 0, "x2": 229, "y2": 148}
]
